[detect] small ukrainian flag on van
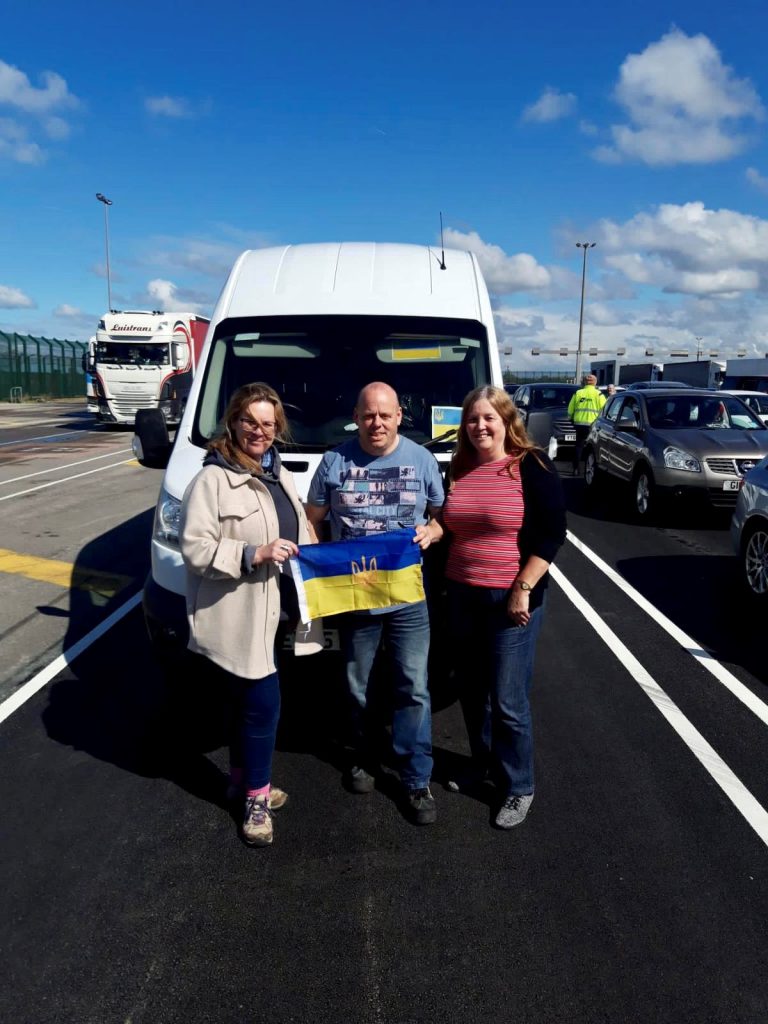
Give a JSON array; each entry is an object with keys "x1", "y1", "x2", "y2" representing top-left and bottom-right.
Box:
[{"x1": 288, "y1": 530, "x2": 425, "y2": 622}]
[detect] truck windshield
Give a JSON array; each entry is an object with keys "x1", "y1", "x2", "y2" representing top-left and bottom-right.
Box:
[
  {"x1": 96, "y1": 341, "x2": 170, "y2": 366},
  {"x1": 192, "y1": 314, "x2": 491, "y2": 451}
]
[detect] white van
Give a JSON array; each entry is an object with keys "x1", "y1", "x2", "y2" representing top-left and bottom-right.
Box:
[{"x1": 136, "y1": 241, "x2": 502, "y2": 655}]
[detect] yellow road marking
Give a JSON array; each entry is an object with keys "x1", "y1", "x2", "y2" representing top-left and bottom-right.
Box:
[{"x1": 0, "y1": 548, "x2": 133, "y2": 599}]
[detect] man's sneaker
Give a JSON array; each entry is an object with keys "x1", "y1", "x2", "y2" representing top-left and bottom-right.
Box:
[
  {"x1": 495, "y1": 794, "x2": 533, "y2": 829},
  {"x1": 346, "y1": 765, "x2": 375, "y2": 794},
  {"x1": 406, "y1": 787, "x2": 437, "y2": 825},
  {"x1": 242, "y1": 795, "x2": 273, "y2": 846},
  {"x1": 227, "y1": 783, "x2": 288, "y2": 811}
]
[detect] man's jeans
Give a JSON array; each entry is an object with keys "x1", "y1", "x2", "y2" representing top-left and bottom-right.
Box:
[
  {"x1": 448, "y1": 581, "x2": 546, "y2": 797},
  {"x1": 341, "y1": 601, "x2": 433, "y2": 790}
]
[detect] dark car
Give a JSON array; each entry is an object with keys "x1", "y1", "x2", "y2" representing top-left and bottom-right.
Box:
[
  {"x1": 582, "y1": 388, "x2": 768, "y2": 519},
  {"x1": 506, "y1": 382, "x2": 578, "y2": 454},
  {"x1": 625, "y1": 380, "x2": 692, "y2": 390}
]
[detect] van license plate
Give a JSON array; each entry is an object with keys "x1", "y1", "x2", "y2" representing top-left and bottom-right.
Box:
[
  {"x1": 564, "y1": 433, "x2": 576, "y2": 442},
  {"x1": 722, "y1": 479, "x2": 741, "y2": 491},
  {"x1": 282, "y1": 628, "x2": 340, "y2": 651}
]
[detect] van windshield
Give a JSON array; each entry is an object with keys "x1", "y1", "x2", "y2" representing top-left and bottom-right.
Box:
[{"x1": 192, "y1": 314, "x2": 492, "y2": 451}]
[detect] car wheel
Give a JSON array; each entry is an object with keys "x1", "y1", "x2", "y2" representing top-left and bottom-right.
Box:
[
  {"x1": 584, "y1": 448, "x2": 602, "y2": 489},
  {"x1": 742, "y1": 520, "x2": 768, "y2": 601},
  {"x1": 632, "y1": 465, "x2": 656, "y2": 520}
]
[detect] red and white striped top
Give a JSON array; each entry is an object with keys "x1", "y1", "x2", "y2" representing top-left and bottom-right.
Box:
[{"x1": 443, "y1": 456, "x2": 524, "y2": 588}]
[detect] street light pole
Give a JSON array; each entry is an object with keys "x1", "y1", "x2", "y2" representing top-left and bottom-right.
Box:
[
  {"x1": 95, "y1": 193, "x2": 113, "y2": 311},
  {"x1": 575, "y1": 241, "x2": 596, "y2": 384}
]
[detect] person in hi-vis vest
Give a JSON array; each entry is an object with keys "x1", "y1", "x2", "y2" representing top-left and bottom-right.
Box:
[{"x1": 567, "y1": 374, "x2": 606, "y2": 475}]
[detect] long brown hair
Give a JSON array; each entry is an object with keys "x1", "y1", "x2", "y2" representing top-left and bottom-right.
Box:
[
  {"x1": 449, "y1": 385, "x2": 544, "y2": 484},
  {"x1": 208, "y1": 382, "x2": 291, "y2": 473}
]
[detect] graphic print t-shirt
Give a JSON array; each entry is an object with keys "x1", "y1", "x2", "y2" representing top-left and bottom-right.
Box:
[{"x1": 307, "y1": 436, "x2": 444, "y2": 541}]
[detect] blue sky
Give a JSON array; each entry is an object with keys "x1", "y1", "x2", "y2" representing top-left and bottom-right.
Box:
[{"x1": 2, "y1": 0, "x2": 768, "y2": 370}]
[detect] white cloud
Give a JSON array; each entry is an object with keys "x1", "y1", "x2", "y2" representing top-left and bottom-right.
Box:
[
  {"x1": 444, "y1": 229, "x2": 551, "y2": 294},
  {"x1": 746, "y1": 166, "x2": 768, "y2": 193},
  {"x1": 145, "y1": 278, "x2": 207, "y2": 313},
  {"x1": 0, "y1": 61, "x2": 79, "y2": 164},
  {"x1": 0, "y1": 284, "x2": 35, "y2": 308},
  {"x1": 53, "y1": 304, "x2": 83, "y2": 317},
  {"x1": 146, "y1": 95, "x2": 193, "y2": 118},
  {"x1": 0, "y1": 61, "x2": 78, "y2": 113},
  {"x1": 597, "y1": 201, "x2": 768, "y2": 296},
  {"x1": 0, "y1": 119, "x2": 44, "y2": 164},
  {"x1": 522, "y1": 87, "x2": 577, "y2": 123},
  {"x1": 595, "y1": 29, "x2": 764, "y2": 166}
]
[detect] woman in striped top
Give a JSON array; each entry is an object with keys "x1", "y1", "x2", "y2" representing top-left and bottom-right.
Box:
[{"x1": 440, "y1": 386, "x2": 566, "y2": 829}]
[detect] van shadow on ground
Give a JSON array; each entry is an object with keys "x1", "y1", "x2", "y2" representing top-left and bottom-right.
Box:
[{"x1": 40, "y1": 508, "x2": 460, "y2": 810}]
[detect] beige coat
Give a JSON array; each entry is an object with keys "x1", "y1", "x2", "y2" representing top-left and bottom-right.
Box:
[{"x1": 179, "y1": 461, "x2": 324, "y2": 679}]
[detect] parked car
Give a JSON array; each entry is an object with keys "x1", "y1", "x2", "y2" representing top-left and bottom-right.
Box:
[
  {"x1": 721, "y1": 390, "x2": 768, "y2": 425},
  {"x1": 731, "y1": 455, "x2": 768, "y2": 601},
  {"x1": 625, "y1": 380, "x2": 692, "y2": 390},
  {"x1": 506, "y1": 382, "x2": 578, "y2": 454},
  {"x1": 582, "y1": 388, "x2": 768, "y2": 519}
]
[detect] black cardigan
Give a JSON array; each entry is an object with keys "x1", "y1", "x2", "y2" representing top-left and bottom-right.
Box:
[{"x1": 517, "y1": 451, "x2": 567, "y2": 608}]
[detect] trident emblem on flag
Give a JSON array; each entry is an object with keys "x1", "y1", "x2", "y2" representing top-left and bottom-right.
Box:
[{"x1": 351, "y1": 555, "x2": 378, "y2": 585}]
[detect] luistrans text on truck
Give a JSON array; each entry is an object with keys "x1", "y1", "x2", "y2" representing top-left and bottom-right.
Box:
[{"x1": 89, "y1": 310, "x2": 210, "y2": 425}]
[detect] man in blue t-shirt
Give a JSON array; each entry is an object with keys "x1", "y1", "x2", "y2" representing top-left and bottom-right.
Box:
[{"x1": 307, "y1": 381, "x2": 444, "y2": 825}]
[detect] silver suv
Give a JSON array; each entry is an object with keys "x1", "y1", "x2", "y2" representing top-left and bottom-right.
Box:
[{"x1": 582, "y1": 388, "x2": 768, "y2": 519}]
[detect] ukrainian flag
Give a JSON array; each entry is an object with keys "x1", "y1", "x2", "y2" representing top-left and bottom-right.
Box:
[{"x1": 288, "y1": 530, "x2": 425, "y2": 622}]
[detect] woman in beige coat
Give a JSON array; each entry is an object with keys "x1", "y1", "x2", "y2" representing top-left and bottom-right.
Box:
[{"x1": 180, "y1": 382, "x2": 323, "y2": 847}]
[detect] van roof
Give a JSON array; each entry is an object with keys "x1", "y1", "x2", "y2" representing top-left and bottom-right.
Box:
[{"x1": 221, "y1": 243, "x2": 486, "y2": 321}]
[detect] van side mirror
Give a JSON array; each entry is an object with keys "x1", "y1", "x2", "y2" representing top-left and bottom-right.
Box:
[{"x1": 133, "y1": 408, "x2": 172, "y2": 468}]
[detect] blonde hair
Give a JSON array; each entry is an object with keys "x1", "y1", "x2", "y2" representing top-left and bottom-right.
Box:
[
  {"x1": 208, "y1": 382, "x2": 291, "y2": 473},
  {"x1": 449, "y1": 385, "x2": 544, "y2": 484}
]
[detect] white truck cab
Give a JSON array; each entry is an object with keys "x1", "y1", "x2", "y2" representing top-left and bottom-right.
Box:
[{"x1": 137, "y1": 242, "x2": 502, "y2": 655}]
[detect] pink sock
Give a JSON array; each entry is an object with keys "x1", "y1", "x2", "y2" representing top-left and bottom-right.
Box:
[{"x1": 246, "y1": 783, "x2": 270, "y2": 799}]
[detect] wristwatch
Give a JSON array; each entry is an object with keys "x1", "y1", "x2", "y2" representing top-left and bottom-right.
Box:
[{"x1": 516, "y1": 580, "x2": 533, "y2": 592}]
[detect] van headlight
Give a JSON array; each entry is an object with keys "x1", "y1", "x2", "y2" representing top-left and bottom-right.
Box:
[
  {"x1": 155, "y1": 487, "x2": 182, "y2": 543},
  {"x1": 663, "y1": 446, "x2": 701, "y2": 473}
]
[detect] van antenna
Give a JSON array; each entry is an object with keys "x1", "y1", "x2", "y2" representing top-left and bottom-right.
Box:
[{"x1": 439, "y1": 212, "x2": 447, "y2": 270}]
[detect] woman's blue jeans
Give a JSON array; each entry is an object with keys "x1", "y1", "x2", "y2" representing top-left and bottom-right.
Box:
[
  {"x1": 447, "y1": 581, "x2": 545, "y2": 797},
  {"x1": 225, "y1": 668, "x2": 281, "y2": 791}
]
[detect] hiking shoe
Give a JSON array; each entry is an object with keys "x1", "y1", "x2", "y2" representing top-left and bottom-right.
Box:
[
  {"x1": 346, "y1": 766, "x2": 375, "y2": 794},
  {"x1": 495, "y1": 794, "x2": 533, "y2": 829},
  {"x1": 242, "y1": 795, "x2": 273, "y2": 846},
  {"x1": 406, "y1": 787, "x2": 437, "y2": 825},
  {"x1": 227, "y1": 783, "x2": 288, "y2": 811}
]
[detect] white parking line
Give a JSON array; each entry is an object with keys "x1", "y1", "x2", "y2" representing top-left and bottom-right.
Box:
[
  {"x1": 551, "y1": 564, "x2": 768, "y2": 849},
  {"x1": 566, "y1": 530, "x2": 768, "y2": 727},
  {"x1": 0, "y1": 429, "x2": 103, "y2": 447},
  {"x1": 0, "y1": 591, "x2": 142, "y2": 726},
  {"x1": 1, "y1": 449, "x2": 133, "y2": 486},
  {"x1": 0, "y1": 458, "x2": 137, "y2": 501}
]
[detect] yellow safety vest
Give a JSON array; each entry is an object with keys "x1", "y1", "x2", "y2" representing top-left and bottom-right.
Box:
[{"x1": 568, "y1": 386, "x2": 606, "y2": 425}]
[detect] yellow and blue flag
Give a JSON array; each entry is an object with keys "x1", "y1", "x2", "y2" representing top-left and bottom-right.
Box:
[{"x1": 288, "y1": 530, "x2": 425, "y2": 622}]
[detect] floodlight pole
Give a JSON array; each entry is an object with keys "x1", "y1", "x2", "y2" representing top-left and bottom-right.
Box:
[
  {"x1": 96, "y1": 193, "x2": 113, "y2": 310},
  {"x1": 575, "y1": 241, "x2": 596, "y2": 384}
]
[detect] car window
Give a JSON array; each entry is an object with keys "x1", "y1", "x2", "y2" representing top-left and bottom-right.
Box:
[
  {"x1": 602, "y1": 395, "x2": 621, "y2": 422},
  {"x1": 531, "y1": 386, "x2": 575, "y2": 408},
  {"x1": 617, "y1": 396, "x2": 642, "y2": 428},
  {"x1": 646, "y1": 395, "x2": 765, "y2": 431}
]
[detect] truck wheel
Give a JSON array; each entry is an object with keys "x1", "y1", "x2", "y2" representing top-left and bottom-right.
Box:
[{"x1": 742, "y1": 520, "x2": 768, "y2": 601}]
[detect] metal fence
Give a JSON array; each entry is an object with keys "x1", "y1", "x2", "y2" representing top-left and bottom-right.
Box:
[
  {"x1": 0, "y1": 331, "x2": 86, "y2": 401},
  {"x1": 503, "y1": 369, "x2": 575, "y2": 385}
]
